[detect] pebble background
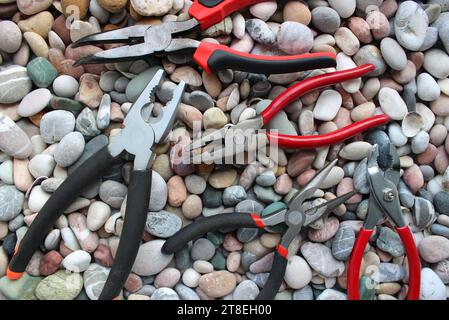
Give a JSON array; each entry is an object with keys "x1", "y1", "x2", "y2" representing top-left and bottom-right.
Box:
[{"x1": 0, "y1": 0, "x2": 448, "y2": 301}]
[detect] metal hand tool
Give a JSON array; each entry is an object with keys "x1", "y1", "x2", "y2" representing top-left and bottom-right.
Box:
[
  {"x1": 72, "y1": 0, "x2": 337, "y2": 74},
  {"x1": 347, "y1": 144, "x2": 421, "y2": 300},
  {"x1": 7, "y1": 70, "x2": 186, "y2": 300},
  {"x1": 162, "y1": 159, "x2": 356, "y2": 300},
  {"x1": 188, "y1": 64, "x2": 391, "y2": 162}
]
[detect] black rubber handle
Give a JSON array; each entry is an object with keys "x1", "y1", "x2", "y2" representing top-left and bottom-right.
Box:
[
  {"x1": 99, "y1": 169, "x2": 152, "y2": 300},
  {"x1": 256, "y1": 250, "x2": 288, "y2": 300},
  {"x1": 162, "y1": 213, "x2": 258, "y2": 254},
  {"x1": 9, "y1": 146, "x2": 117, "y2": 273}
]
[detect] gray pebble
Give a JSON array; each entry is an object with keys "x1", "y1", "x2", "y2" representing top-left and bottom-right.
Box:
[
  {"x1": 191, "y1": 238, "x2": 216, "y2": 261},
  {"x1": 185, "y1": 175, "x2": 207, "y2": 195},
  {"x1": 96, "y1": 94, "x2": 111, "y2": 130},
  {"x1": 419, "y1": 26, "x2": 439, "y2": 51},
  {"x1": 434, "y1": 191, "x2": 449, "y2": 214},
  {"x1": 245, "y1": 19, "x2": 276, "y2": 46},
  {"x1": 376, "y1": 227, "x2": 405, "y2": 257},
  {"x1": 236, "y1": 227, "x2": 259, "y2": 243},
  {"x1": 343, "y1": 162, "x2": 357, "y2": 177},
  {"x1": 293, "y1": 285, "x2": 314, "y2": 300},
  {"x1": 398, "y1": 180, "x2": 415, "y2": 208},
  {"x1": 44, "y1": 229, "x2": 61, "y2": 250},
  {"x1": 380, "y1": 37, "x2": 407, "y2": 71},
  {"x1": 241, "y1": 251, "x2": 258, "y2": 271},
  {"x1": 145, "y1": 210, "x2": 182, "y2": 238},
  {"x1": 109, "y1": 91, "x2": 128, "y2": 104},
  {"x1": 232, "y1": 280, "x2": 259, "y2": 300},
  {"x1": 41, "y1": 177, "x2": 64, "y2": 193},
  {"x1": 175, "y1": 283, "x2": 200, "y2": 300},
  {"x1": 126, "y1": 66, "x2": 163, "y2": 102},
  {"x1": 311, "y1": 7, "x2": 341, "y2": 34},
  {"x1": 54, "y1": 132, "x2": 85, "y2": 167},
  {"x1": 356, "y1": 199, "x2": 369, "y2": 220},
  {"x1": 255, "y1": 170, "x2": 276, "y2": 187},
  {"x1": 353, "y1": 45, "x2": 387, "y2": 77},
  {"x1": 202, "y1": 185, "x2": 223, "y2": 208},
  {"x1": 331, "y1": 226, "x2": 355, "y2": 261},
  {"x1": 223, "y1": 185, "x2": 247, "y2": 206},
  {"x1": 148, "y1": 170, "x2": 168, "y2": 212},
  {"x1": 235, "y1": 199, "x2": 265, "y2": 213},
  {"x1": 245, "y1": 272, "x2": 269, "y2": 288},
  {"x1": 76, "y1": 107, "x2": 101, "y2": 138},
  {"x1": 414, "y1": 197, "x2": 436, "y2": 229},
  {"x1": 378, "y1": 263, "x2": 406, "y2": 282},
  {"x1": 69, "y1": 135, "x2": 108, "y2": 174},
  {"x1": 150, "y1": 287, "x2": 179, "y2": 300},
  {"x1": 217, "y1": 69, "x2": 233, "y2": 84},
  {"x1": 99, "y1": 71, "x2": 121, "y2": 92},
  {"x1": 431, "y1": 224, "x2": 449, "y2": 238},
  {"x1": 202, "y1": 206, "x2": 225, "y2": 217},
  {"x1": 188, "y1": 91, "x2": 214, "y2": 111},
  {"x1": 0, "y1": 185, "x2": 24, "y2": 221},
  {"x1": 394, "y1": 1, "x2": 429, "y2": 51},
  {"x1": 40, "y1": 110, "x2": 76, "y2": 144},
  {"x1": 8, "y1": 214, "x2": 24, "y2": 232},
  {"x1": 420, "y1": 165, "x2": 435, "y2": 181},
  {"x1": 353, "y1": 159, "x2": 369, "y2": 194},
  {"x1": 277, "y1": 21, "x2": 314, "y2": 55},
  {"x1": 99, "y1": 180, "x2": 127, "y2": 208},
  {"x1": 135, "y1": 284, "x2": 156, "y2": 297},
  {"x1": 114, "y1": 77, "x2": 129, "y2": 93},
  {"x1": 175, "y1": 247, "x2": 191, "y2": 270},
  {"x1": 439, "y1": 20, "x2": 449, "y2": 53}
]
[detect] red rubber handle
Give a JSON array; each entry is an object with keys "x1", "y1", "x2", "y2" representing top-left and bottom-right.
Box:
[
  {"x1": 266, "y1": 115, "x2": 390, "y2": 149},
  {"x1": 396, "y1": 226, "x2": 421, "y2": 300},
  {"x1": 189, "y1": 0, "x2": 268, "y2": 30},
  {"x1": 193, "y1": 42, "x2": 336, "y2": 74},
  {"x1": 348, "y1": 228, "x2": 374, "y2": 300},
  {"x1": 261, "y1": 64, "x2": 376, "y2": 125}
]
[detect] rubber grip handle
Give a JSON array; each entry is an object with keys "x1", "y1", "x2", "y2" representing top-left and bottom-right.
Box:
[
  {"x1": 347, "y1": 228, "x2": 374, "y2": 300},
  {"x1": 189, "y1": 0, "x2": 270, "y2": 30},
  {"x1": 261, "y1": 64, "x2": 376, "y2": 125},
  {"x1": 193, "y1": 42, "x2": 337, "y2": 74},
  {"x1": 8, "y1": 146, "x2": 117, "y2": 276},
  {"x1": 162, "y1": 213, "x2": 258, "y2": 254},
  {"x1": 256, "y1": 250, "x2": 288, "y2": 300},
  {"x1": 99, "y1": 170, "x2": 152, "y2": 300},
  {"x1": 266, "y1": 115, "x2": 390, "y2": 149},
  {"x1": 396, "y1": 226, "x2": 421, "y2": 300}
]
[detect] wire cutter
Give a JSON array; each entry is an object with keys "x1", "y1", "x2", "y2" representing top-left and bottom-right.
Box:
[
  {"x1": 162, "y1": 159, "x2": 356, "y2": 300},
  {"x1": 7, "y1": 70, "x2": 186, "y2": 300},
  {"x1": 188, "y1": 64, "x2": 391, "y2": 162},
  {"x1": 71, "y1": 0, "x2": 337, "y2": 74},
  {"x1": 347, "y1": 144, "x2": 421, "y2": 300}
]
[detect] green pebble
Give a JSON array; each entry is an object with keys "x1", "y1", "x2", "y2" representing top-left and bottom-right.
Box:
[
  {"x1": 35, "y1": 270, "x2": 83, "y2": 300},
  {"x1": 359, "y1": 276, "x2": 377, "y2": 300},
  {"x1": 253, "y1": 185, "x2": 282, "y2": 203},
  {"x1": 27, "y1": 57, "x2": 58, "y2": 88},
  {"x1": 175, "y1": 247, "x2": 191, "y2": 271},
  {"x1": 207, "y1": 231, "x2": 224, "y2": 246},
  {"x1": 0, "y1": 274, "x2": 43, "y2": 300},
  {"x1": 50, "y1": 96, "x2": 84, "y2": 113},
  {"x1": 210, "y1": 251, "x2": 226, "y2": 270}
]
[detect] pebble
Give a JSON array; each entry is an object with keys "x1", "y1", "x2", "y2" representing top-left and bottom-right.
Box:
[
  {"x1": 0, "y1": 185, "x2": 24, "y2": 221},
  {"x1": 311, "y1": 7, "x2": 341, "y2": 34},
  {"x1": 131, "y1": 0, "x2": 173, "y2": 16},
  {"x1": 284, "y1": 256, "x2": 312, "y2": 289},
  {"x1": 316, "y1": 289, "x2": 347, "y2": 300},
  {"x1": 380, "y1": 37, "x2": 407, "y2": 71},
  {"x1": 420, "y1": 267, "x2": 447, "y2": 300},
  {"x1": 198, "y1": 271, "x2": 236, "y2": 298},
  {"x1": 328, "y1": 0, "x2": 355, "y2": 18},
  {"x1": 331, "y1": 226, "x2": 355, "y2": 261},
  {"x1": 414, "y1": 197, "x2": 436, "y2": 229},
  {"x1": 378, "y1": 263, "x2": 406, "y2": 282},
  {"x1": 308, "y1": 216, "x2": 340, "y2": 243},
  {"x1": 53, "y1": 75, "x2": 79, "y2": 98},
  {"x1": 394, "y1": 1, "x2": 429, "y2": 51},
  {"x1": 378, "y1": 87, "x2": 408, "y2": 120},
  {"x1": 27, "y1": 57, "x2": 57, "y2": 87},
  {"x1": 191, "y1": 238, "x2": 216, "y2": 261},
  {"x1": 0, "y1": 66, "x2": 32, "y2": 104},
  {"x1": 277, "y1": 22, "x2": 313, "y2": 55},
  {"x1": 83, "y1": 263, "x2": 109, "y2": 300},
  {"x1": 132, "y1": 240, "x2": 173, "y2": 276},
  {"x1": 0, "y1": 21, "x2": 22, "y2": 53},
  {"x1": 222, "y1": 186, "x2": 247, "y2": 206},
  {"x1": 18, "y1": 89, "x2": 52, "y2": 117},
  {"x1": 68, "y1": 213, "x2": 99, "y2": 253},
  {"x1": 418, "y1": 235, "x2": 449, "y2": 263},
  {"x1": 339, "y1": 141, "x2": 371, "y2": 161},
  {"x1": 353, "y1": 45, "x2": 386, "y2": 76},
  {"x1": 145, "y1": 211, "x2": 182, "y2": 238},
  {"x1": 35, "y1": 270, "x2": 83, "y2": 300},
  {"x1": 62, "y1": 250, "x2": 91, "y2": 272},
  {"x1": 99, "y1": 180, "x2": 127, "y2": 209},
  {"x1": 376, "y1": 227, "x2": 405, "y2": 257},
  {"x1": 208, "y1": 169, "x2": 237, "y2": 189},
  {"x1": 423, "y1": 49, "x2": 449, "y2": 79},
  {"x1": 203, "y1": 108, "x2": 228, "y2": 130},
  {"x1": 54, "y1": 132, "x2": 85, "y2": 167},
  {"x1": 232, "y1": 280, "x2": 259, "y2": 300},
  {"x1": 249, "y1": 1, "x2": 277, "y2": 21},
  {"x1": 300, "y1": 242, "x2": 345, "y2": 277},
  {"x1": 39, "y1": 250, "x2": 62, "y2": 275},
  {"x1": 150, "y1": 288, "x2": 179, "y2": 300},
  {"x1": 245, "y1": 19, "x2": 276, "y2": 46},
  {"x1": 411, "y1": 131, "x2": 430, "y2": 154},
  {"x1": 0, "y1": 114, "x2": 32, "y2": 159},
  {"x1": 40, "y1": 110, "x2": 76, "y2": 144},
  {"x1": 154, "y1": 267, "x2": 180, "y2": 288},
  {"x1": 283, "y1": 1, "x2": 311, "y2": 24}
]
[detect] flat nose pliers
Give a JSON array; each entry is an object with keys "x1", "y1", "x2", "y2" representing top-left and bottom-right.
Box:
[
  {"x1": 347, "y1": 144, "x2": 421, "y2": 300},
  {"x1": 7, "y1": 70, "x2": 186, "y2": 300},
  {"x1": 162, "y1": 159, "x2": 356, "y2": 300},
  {"x1": 71, "y1": 0, "x2": 337, "y2": 74},
  {"x1": 188, "y1": 64, "x2": 391, "y2": 162}
]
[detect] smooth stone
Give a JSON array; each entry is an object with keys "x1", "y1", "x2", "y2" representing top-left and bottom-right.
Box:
[
  {"x1": 331, "y1": 226, "x2": 355, "y2": 261},
  {"x1": 0, "y1": 274, "x2": 42, "y2": 300},
  {"x1": 202, "y1": 185, "x2": 223, "y2": 208},
  {"x1": 188, "y1": 91, "x2": 214, "y2": 112},
  {"x1": 68, "y1": 213, "x2": 99, "y2": 253},
  {"x1": 28, "y1": 186, "x2": 51, "y2": 212},
  {"x1": 418, "y1": 235, "x2": 449, "y2": 263},
  {"x1": 0, "y1": 66, "x2": 32, "y2": 104},
  {"x1": 434, "y1": 191, "x2": 449, "y2": 214},
  {"x1": 311, "y1": 7, "x2": 341, "y2": 34},
  {"x1": 175, "y1": 283, "x2": 200, "y2": 300},
  {"x1": 0, "y1": 185, "x2": 24, "y2": 221},
  {"x1": 411, "y1": 131, "x2": 430, "y2": 154},
  {"x1": 99, "y1": 180, "x2": 127, "y2": 209},
  {"x1": 35, "y1": 270, "x2": 83, "y2": 300},
  {"x1": 308, "y1": 216, "x2": 340, "y2": 243},
  {"x1": 198, "y1": 271, "x2": 236, "y2": 298},
  {"x1": 300, "y1": 242, "x2": 345, "y2": 277},
  {"x1": 431, "y1": 224, "x2": 449, "y2": 238},
  {"x1": 232, "y1": 280, "x2": 259, "y2": 300},
  {"x1": 39, "y1": 250, "x2": 62, "y2": 275},
  {"x1": 222, "y1": 186, "x2": 247, "y2": 206},
  {"x1": 132, "y1": 240, "x2": 173, "y2": 276},
  {"x1": 150, "y1": 288, "x2": 179, "y2": 300},
  {"x1": 86, "y1": 201, "x2": 110, "y2": 231},
  {"x1": 329, "y1": 0, "x2": 355, "y2": 18},
  {"x1": 293, "y1": 285, "x2": 314, "y2": 300},
  {"x1": 145, "y1": 211, "x2": 182, "y2": 238},
  {"x1": 420, "y1": 268, "x2": 447, "y2": 300},
  {"x1": 378, "y1": 263, "x2": 406, "y2": 282},
  {"x1": 53, "y1": 75, "x2": 79, "y2": 98},
  {"x1": 253, "y1": 185, "x2": 282, "y2": 203},
  {"x1": 334, "y1": 27, "x2": 360, "y2": 56},
  {"x1": 432, "y1": 260, "x2": 449, "y2": 284},
  {"x1": 0, "y1": 160, "x2": 13, "y2": 185},
  {"x1": 249, "y1": 1, "x2": 277, "y2": 21},
  {"x1": 62, "y1": 250, "x2": 91, "y2": 272},
  {"x1": 316, "y1": 289, "x2": 347, "y2": 300},
  {"x1": 255, "y1": 171, "x2": 276, "y2": 187},
  {"x1": 277, "y1": 22, "x2": 313, "y2": 55},
  {"x1": 0, "y1": 114, "x2": 32, "y2": 159},
  {"x1": 313, "y1": 90, "x2": 342, "y2": 121},
  {"x1": 18, "y1": 89, "x2": 52, "y2": 117},
  {"x1": 76, "y1": 107, "x2": 100, "y2": 138},
  {"x1": 191, "y1": 238, "x2": 216, "y2": 261},
  {"x1": 131, "y1": 0, "x2": 173, "y2": 16},
  {"x1": 380, "y1": 37, "x2": 407, "y2": 71},
  {"x1": 68, "y1": 135, "x2": 108, "y2": 174},
  {"x1": 23, "y1": 32, "x2": 48, "y2": 57},
  {"x1": 28, "y1": 154, "x2": 55, "y2": 178},
  {"x1": 170, "y1": 66, "x2": 202, "y2": 87},
  {"x1": 27, "y1": 57, "x2": 57, "y2": 87},
  {"x1": 50, "y1": 96, "x2": 84, "y2": 113},
  {"x1": 208, "y1": 169, "x2": 237, "y2": 189},
  {"x1": 39, "y1": 110, "x2": 76, "y2": 144},
  {"x1": 83, "y1": 263, "x2": 109, "y2": 300},
  {"x1": 54, "y1": 132, "x2": 85, "y2": 167},
  {"x1": 0, "y1": 21, "x2": 21, "y2": 53},
  {"x1": 394, "y1": 1, "x2": 429, "y2": 51},
  {"x1": 284, "y1": 256, "x2": 312, "y2": 289},
  {"x1": 378, "y1": 87, "x2": 408, "y2": 120},
  {"x1": 414, "y1": 197, "x2": 435, "y2": 229},
  {"x1": 339, "y1": 141, "x2": 371, "y2": 161},
  {"x1": 245, "y1": 19, "x2": 276, "y2": 46},
  {"x1": 125, "y1": 66, "x2": 163, "y2": 102},
  {"x1": 417, "y1": 73, "x2": 440, "y2": 101},
  {"x1": 353, "y1": 45, "x2": 386, "y2": 76},
  {"x1": 184, "y1": 174, "x2": 206, "y2": 195},
  {"x1": 423, "y1": 49, "x2": 449, "y2": 79},
  {"x1": 376, "y1": 227, "x2": 405, "y2": 257}
]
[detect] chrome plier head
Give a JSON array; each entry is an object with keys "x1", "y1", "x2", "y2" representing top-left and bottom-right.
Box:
[
  {"x1": 365, "y1": 144, "x2": 405, "y2": 229},
  {"x1": 108, "y1": 70, "x2": 185, "y2": 170},
  {"x1": 73, "y1": 20, "x2": 200, "y2": 65}
]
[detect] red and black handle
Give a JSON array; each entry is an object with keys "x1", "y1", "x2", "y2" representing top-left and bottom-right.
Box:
[
  {"x1": 193, "y1": 42, "x2": 337, "y2": 74},
  {"x1": 266, "y1": 114, "x2": 390, "y2": 149},
  {"x1": 189, "y1": 0, "x2": 271, "y2": 30},
  {"x1": 256, "y1": 244, "x2": 289, "y2": 300},
  {"x1": 347, "y1": 226, "x2": 421, "y2": 300}
]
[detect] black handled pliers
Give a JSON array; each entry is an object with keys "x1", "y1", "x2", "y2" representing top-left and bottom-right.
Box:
[
  {"x1": 7, "y1": 70, "x2": 186, "y2": 300},
  {"x1": 162, "y1": 159, "x2": 356, "y2": 300},
  {"x1": 71, "y1": 1, "x2": 336, "y2": 75}
]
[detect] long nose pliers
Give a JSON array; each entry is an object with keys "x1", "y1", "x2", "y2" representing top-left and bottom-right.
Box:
[
  {"x1": 7, "y1": 70, "x2": 186, "y2": 300},
  {"x1": 188, "y1": 64, "x2": 391, "y2": 162},
  {"x1": 162, "y1": 159, "x2": 356, "y2": 300},
  {"x1": 347, "y1": 144, "x2": 421, "y2": 300},
  {"x1": 71, "y1": 0, "x2": 337, "y2": 74}
]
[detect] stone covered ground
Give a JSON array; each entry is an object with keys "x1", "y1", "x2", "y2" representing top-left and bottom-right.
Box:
[{"x1": 0, "y1": 0, "x2": 449, "y2": 300}]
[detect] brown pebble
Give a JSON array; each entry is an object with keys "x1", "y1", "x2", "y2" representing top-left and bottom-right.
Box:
[
  {"x1": 39, "y1": 250, "x2": 63, "y2": 276},
  {"x1": 347, "y1": 17, "x2": 372, "y2": 44},
  {"x1": 52, "y1": 14, "x2": 71, "y2": 45}
]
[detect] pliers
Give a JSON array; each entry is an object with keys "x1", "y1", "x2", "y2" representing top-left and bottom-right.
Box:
[
  {"x1": 162, "y1": 159, "x2": 356, "y2": 300},
  {"x1": 347, "y1": 144, "x2": 421, "y2": 300},
  {"x1": 71, "y1": 0, "x2": 337, "y2": 74},
  {"x1": 188, "y1": 64, "x2": 391, "y2": 162},
  {"x1": 7, "y1": 70, "x2": 186, "y2": 300}
]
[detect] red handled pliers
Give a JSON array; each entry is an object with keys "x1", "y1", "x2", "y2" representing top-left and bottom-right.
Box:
[
  {"x1": 347, "y1": 144, "x2": 421, "y2": 300},
  {"x1": 72, "y1": 0, "x2": 336, "y2": 74},
  {"x1": 188, "y1": 64, "x2": 390, "y2": 161}
]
